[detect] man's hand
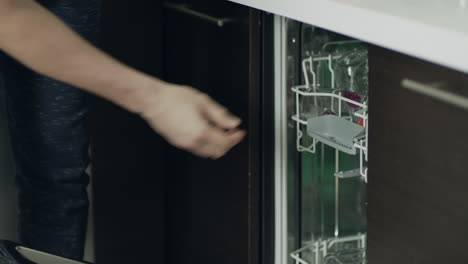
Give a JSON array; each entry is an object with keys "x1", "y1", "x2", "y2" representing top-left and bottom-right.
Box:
[{"x1": 138, "y1": 82, "x2": 246, "y2": 159}]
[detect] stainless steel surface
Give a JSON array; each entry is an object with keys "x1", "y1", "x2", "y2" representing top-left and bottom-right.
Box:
[
  {"x1": 274, "y1": 15, "x2": 288, "y2": 264},
  {"x1": 16, "y1": 247, "x2": 86, "y2": 264},
  {"x1": 163, "y1": 3, "x2": 234, "y2": 27}
]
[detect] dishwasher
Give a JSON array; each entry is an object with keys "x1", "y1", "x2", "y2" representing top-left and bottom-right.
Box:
[{"x1": 274, "y1": 17, "x2": 369, "y2": 264}]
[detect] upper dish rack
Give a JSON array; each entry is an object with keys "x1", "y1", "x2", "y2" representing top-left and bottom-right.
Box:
[{"x1": 291, "y1": 52, "x2": 368, "y2": 182}]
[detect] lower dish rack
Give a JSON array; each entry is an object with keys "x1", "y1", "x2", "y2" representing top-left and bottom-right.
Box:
[{"x1": 291, "y1": 234, "x2": 367, "y2": 264}]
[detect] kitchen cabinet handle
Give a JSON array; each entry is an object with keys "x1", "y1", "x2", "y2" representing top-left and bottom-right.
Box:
[
  {"x1": 401, "y1": 78, "x2": 468, "y2": 111},
  {"x1": 163, "y1": 2, "x2": 234, "y2": 27}
]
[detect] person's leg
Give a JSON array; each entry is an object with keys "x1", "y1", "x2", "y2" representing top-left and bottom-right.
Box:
[{"x1": 0, "y1": 0, "x2": 100, "y2": 260}]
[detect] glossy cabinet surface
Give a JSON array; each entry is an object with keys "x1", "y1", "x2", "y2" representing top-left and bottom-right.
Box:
[
  {"x1": 368, "y1": 46, "x2": 468, "y2": 264},
  {"x1": 163, "y1": 1, "x2": 263, "y2": 264}
]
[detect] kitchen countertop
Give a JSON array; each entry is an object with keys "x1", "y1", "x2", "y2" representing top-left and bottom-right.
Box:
[{"x1": 229, "y1": 0, "x2": 468, "y2": 74}]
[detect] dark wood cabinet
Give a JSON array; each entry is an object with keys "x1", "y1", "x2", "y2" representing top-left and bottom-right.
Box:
[
  {"x1": 163, "y1": 2, "x2": 263, "y2": 264},
  {"x1": 92, "y1": 0, "x2": 167, "y2": 263},
  {"x1": 92, "y1": 1, "x2": 266, "y2": 264},
  {"x1": 368, "y1": 46, "x2": 468, "y2": 264}
]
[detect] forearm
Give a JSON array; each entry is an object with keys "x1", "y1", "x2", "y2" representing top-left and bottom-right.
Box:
[{"x1": 0, "y1": 0, "x2": 159, "y2": 113}]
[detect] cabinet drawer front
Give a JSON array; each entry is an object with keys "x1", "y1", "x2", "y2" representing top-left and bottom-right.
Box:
[{"x1": 368, "y1": 46, "x2": 468, "y2": 264}]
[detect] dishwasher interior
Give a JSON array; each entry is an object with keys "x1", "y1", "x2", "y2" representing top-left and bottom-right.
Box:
[{"x1": 281, "y1": 18, "x2": 368, "y2": 264}]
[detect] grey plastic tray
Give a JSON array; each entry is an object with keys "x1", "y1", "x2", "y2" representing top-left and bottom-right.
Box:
[{"x1": 307, "y1": 115, "x2": 365, "y2": 155}]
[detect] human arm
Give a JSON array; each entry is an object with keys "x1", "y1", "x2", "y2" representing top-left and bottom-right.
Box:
[{"x1": 0, "y1": 0, "x2": 245, "y2": 158}]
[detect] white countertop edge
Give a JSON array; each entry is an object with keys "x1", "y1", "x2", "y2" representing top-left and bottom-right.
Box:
[{"x1": 230, "y1": 0, "x2": 468, "y2": 74}]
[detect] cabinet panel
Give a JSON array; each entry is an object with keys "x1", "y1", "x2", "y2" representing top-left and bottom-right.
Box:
[
  {"x1": 92, "y1": 0, "x2": 166, "y2": 263},
  {"x1": 368, "y1": 46, "x2": 468, "y2": 263},
  {"x1": 163, "y1": 2, "x2": 262, "y2": 264}
]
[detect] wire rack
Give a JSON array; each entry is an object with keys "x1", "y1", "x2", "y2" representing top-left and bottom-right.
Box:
[
  {"x1": 291, "y1": 234, "x2": 367, "y2": 264},
  {"x1": 291, "y1": 53, "x2": 368, "y2": 182},
  {"x1": 289, "y1": 50, "x2": 369, "y2": 264}
]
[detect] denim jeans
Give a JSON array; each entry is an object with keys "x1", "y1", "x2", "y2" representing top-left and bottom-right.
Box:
[{"x1": 0, "y1": 0, "x2": 99, "y2": 260}]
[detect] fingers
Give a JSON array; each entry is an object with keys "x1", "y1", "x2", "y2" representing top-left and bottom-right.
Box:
[
  {"x1": 204, "y1": 129, "x2": 246, "y2": 159},
  {"x1": 201, "y1": 97, "x2": 242, "y2": 130},
  {"x1": 145, "y1": 86, "x2": 246, "y2": 158},
  {"x1": 188, "y1": 126, "x2": 246, "y2": 159},
  {"x1": 187, "y1": 96, "x2": 245, "y2": 158}
]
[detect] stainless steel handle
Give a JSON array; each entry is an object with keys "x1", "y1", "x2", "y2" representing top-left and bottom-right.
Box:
[
  {"x1": 401, "y1": 78, "x2": 468, "y2": 111},
  {"x1": 163, "y1": 2, "x2": 234, "y2": 27}
]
